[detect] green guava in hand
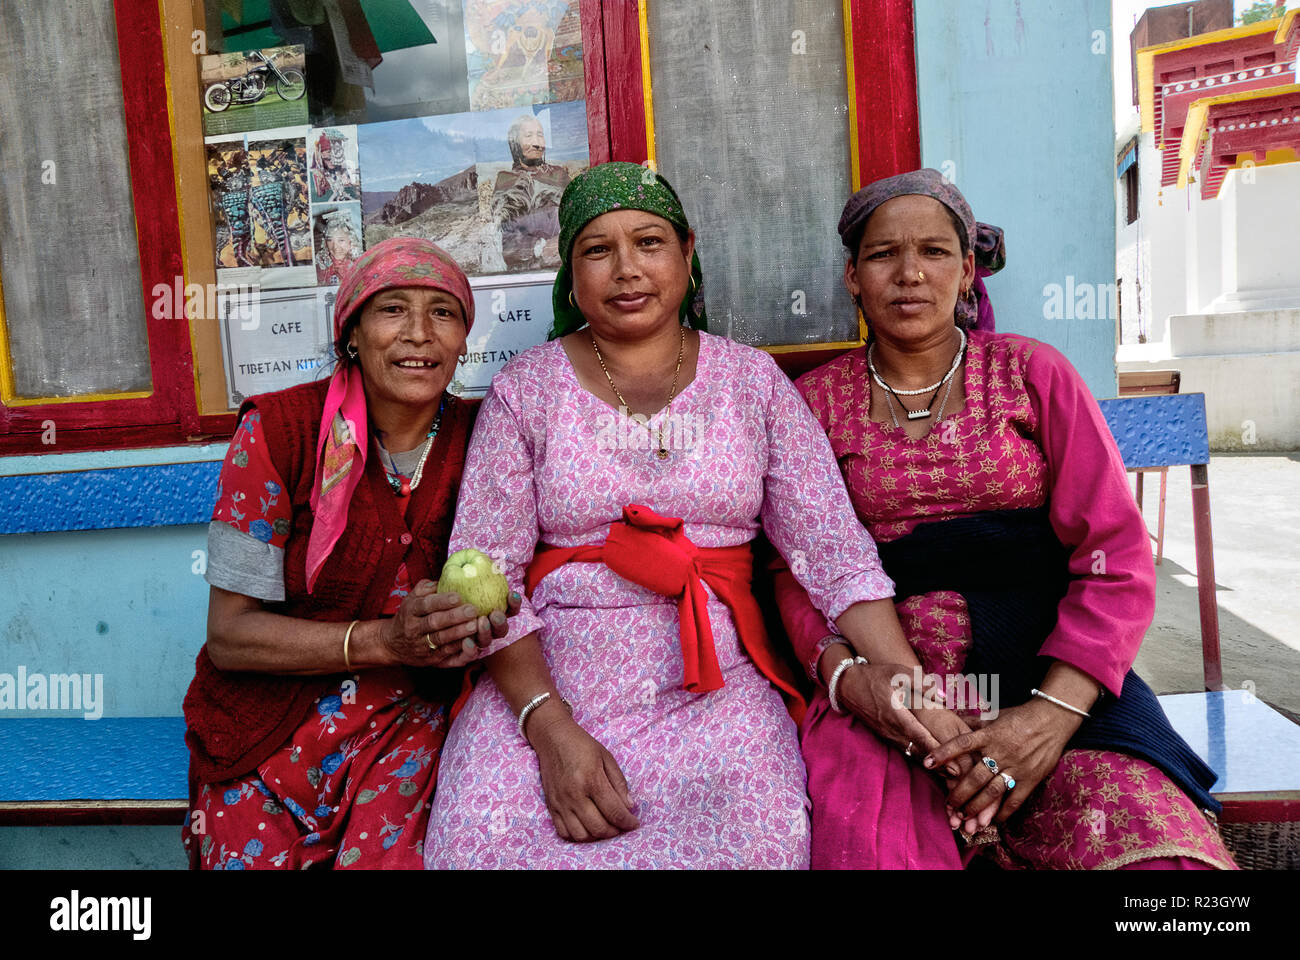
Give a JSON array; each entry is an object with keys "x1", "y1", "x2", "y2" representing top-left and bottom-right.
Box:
[{"x1": 438, "y1": 548, "x2": 510, "y2": 616}]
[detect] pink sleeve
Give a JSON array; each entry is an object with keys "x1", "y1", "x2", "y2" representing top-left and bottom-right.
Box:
[
  {"x1": 1025, "y1": 343, "x2": 1156, "y2": 696},
  {"x1": 759, "y1": 356, "x2": 894, "y2": 619},
  {"x1": 771, "y1": 559, "x2": 842, "y2": 683},
  {"x1": 446, "y1": 368, "x2": 547, "y2": 658},
  {"x1": 761, "y1": 358, "x2": 893, "y2": 680}
]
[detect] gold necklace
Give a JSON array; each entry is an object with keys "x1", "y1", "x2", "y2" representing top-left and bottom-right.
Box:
[{"x1": 590, "y1": 324, "x2": 686, "y2": 460}]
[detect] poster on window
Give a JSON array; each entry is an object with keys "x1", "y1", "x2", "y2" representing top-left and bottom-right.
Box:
[
  {"x1": 199, "y1": 45, "x2": 308, "y2": 137},
  {"x1": 312, "y1": 203, "x2": 364, "y2": 285},
  {"x1": 357, "y1": 99, "x2": 588, "y2": 276},
  {"x1": 207, "y1": 130, "x2": 315, "y2": 289},
  {"x1": 462, "y1": 0, "x2": 584, "y2": 110},
  {"x1": 217, "y1": 286, "x2": 336, "y2": 407},
  {"x1": 309, "y1": 126, "x2": 361, "y2": 203},
  {"x1": 449, "y1": 272, "x2": 556, "y2": 396}
]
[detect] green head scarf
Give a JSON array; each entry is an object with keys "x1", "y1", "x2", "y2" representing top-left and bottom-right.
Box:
[{"x1": 548, "y1": 161, "x2": 708, "y2": 340}]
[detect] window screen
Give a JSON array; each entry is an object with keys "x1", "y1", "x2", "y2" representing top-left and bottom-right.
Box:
[
  {"x1": 0, "y1": 2, "x2": 151, "y2": 398},
  {"x1": 646, "y1": 1, "x2": 857, "y2": 346},
  {"x1": 203, "y1": 0, "x2": 474, "y2": 125}
]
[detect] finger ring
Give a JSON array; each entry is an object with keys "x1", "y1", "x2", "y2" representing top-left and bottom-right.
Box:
[
  {"x1": 981, "y1": 755, "x2": 999, "y2": 775},
  {"x1": 904, "y1": 741, "x2": 915, "y2": 757},
  {"x1": 999, "y1": 771, "x2": 1016, "y2": 791},
  {"x1": 425, "y1": 634, "x2": 437, "y2": 651}
]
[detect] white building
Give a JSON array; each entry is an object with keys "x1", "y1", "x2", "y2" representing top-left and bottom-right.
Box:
[{"x1": 1117, "y1": 13, "x2": 1300, "y2": 450}]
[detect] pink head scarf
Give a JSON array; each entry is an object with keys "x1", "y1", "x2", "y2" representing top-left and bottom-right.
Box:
[{"x1": 306, "y1": 237, "x2": 475, "y2": 593}]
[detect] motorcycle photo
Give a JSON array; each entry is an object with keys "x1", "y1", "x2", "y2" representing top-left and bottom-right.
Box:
[{"x1": 203, "y1": 50, "x2": 306, "y2": 113}]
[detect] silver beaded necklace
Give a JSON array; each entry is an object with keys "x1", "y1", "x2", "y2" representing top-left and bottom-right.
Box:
[{"x1": 869, "y1": 327, "x2": 967, "y2": 422}]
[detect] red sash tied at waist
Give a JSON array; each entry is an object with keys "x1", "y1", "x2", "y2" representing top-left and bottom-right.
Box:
[{"x1": 525, "y1": 504, "x2": 806, "y2": 724}]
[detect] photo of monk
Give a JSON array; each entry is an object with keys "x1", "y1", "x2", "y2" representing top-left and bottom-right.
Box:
[
  {"x1": 490, "y1": 113, "x2": 571, "y2": 271},
  {"x1": 358, "y1": 99, "x2": 587, "y2": 275}
]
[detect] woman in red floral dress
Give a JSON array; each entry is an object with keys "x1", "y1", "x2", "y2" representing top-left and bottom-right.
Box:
[{"x1": 182, "y1": 238, "x2": 517, "y2": 869}]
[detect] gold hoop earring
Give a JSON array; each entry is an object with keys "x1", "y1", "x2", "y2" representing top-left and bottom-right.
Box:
[
  {"x1": 569, "y1": 290, "x2": 577, "y2": 309},
  {"x1": 689, "y1": 273, "x2": 698, "y2": 295},
  {"x1": 346, "y1": 343, "x2": 358, "y2": 360}
]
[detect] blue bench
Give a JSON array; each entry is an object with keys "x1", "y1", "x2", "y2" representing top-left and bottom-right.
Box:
[
  {"x1": 0, "y1": 718, "x2": 189, "y2": 826},
  {"x1": 0, "y1": 457, "x2": 216, "y2": 833},
  {"x1": 1158, "y1": 691, "x2": 1300, "y2": 869}
]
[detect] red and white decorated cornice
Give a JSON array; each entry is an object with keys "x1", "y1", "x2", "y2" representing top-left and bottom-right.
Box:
[{"x1": 1138, "y1": 15, "x2": 1299, "y2": 195}]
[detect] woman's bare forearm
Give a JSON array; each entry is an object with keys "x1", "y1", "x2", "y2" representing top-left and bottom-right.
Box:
[
  {"x1": 834, "y1": 597, "x2": 924, "y2": 669},
  {"x1": 484, "y1": 633, "x2": 571, "y2": 745},
  {"x1": 206, "y1": 586, "x2": 394, "y2": 675}
]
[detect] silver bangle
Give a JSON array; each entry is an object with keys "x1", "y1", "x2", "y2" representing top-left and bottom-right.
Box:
[
  {"x1": 517, "y1": 691, "x2": 572, "y2": 741},
  {"x1": 1030, "y1": 687, "x2": 1091, "y2": 718},
  {"x1": 828, "y1": 656, "x2": 870, "y2": 714}
]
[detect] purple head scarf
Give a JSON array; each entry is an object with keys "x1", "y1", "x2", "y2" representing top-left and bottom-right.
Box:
[{"x1": 837, "y1": 168, "x2": 1005, "y2": 331}]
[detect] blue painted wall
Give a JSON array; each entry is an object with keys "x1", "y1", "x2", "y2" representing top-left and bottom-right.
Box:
[
  {"x1": 1, "y1": 445, "x2": 219, "y2": 717},
  {"x1": 913, "y1": 0, "x2": 1117, "y2": 397},
  {"x1": 0, "y1": 522, "x2": 211, "y2": 717}
]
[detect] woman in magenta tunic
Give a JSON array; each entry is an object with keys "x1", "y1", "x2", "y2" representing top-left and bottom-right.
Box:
[
  {"x1": 423, "y1": 163, "x2": 914, "y2": 869},
  {"x1": 775, "y1": 169, "x2": 1236, "y2": 870}
]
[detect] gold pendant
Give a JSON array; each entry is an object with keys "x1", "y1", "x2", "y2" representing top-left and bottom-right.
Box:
[{"x1": 656, "y1": 448, "x2": 669, "y2": 460}]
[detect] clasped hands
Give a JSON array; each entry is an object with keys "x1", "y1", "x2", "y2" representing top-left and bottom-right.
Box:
[
  {"x1": 835, "y1": 660, "x2": 1080, "y2": 838},
  {"x1": 382, "y1": 578, "x2": 522, "y2": 668}
]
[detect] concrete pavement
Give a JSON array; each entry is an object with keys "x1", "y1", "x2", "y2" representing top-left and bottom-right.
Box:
[{"x1": 1129, "y1": 453, "x2": 1300, "y2": 721}]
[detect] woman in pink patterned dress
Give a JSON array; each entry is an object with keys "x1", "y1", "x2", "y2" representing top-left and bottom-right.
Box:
[
  {"x1": 775, "y1": 169, "x2": 1236, "y2": 869},
  {"x1": 423, "y1": 162, "x2": 921, "y2": 869}
]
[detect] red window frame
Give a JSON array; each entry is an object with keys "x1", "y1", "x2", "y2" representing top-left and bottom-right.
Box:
[
  {"x1": 0, "y1": 1, "x2": 915, "y2": 454},
  {"x1": 578, "y1": 0, "x2": 920, "y2": 377},
  {"x1": 583, "y1": 0, "x2": 919, "y2": 179},
  {"x1": 0, "y1": 1, "x2": 230, "y2": 455}
]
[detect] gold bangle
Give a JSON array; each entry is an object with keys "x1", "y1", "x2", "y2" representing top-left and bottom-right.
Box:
[{"x1": 343, "y1": 620, "x2": 360, "y2": 673}]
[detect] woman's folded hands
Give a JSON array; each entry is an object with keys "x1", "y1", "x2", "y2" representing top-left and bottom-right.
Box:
[
  {"x1": 828, "y1": 656, "x2": 993, "y2": 835},
  {"x1": 832, "y1": 660, "x2": 940, "y2": 756},
  {"x1": 381, "y1": 578, "x2": 522, "y2": 669},
  {"x1": 924, "y1": 699, "x2": 1080, "y2": 836},
  {"x1": 924, "y1": 661, "x2": 1098, "y2": 836}
]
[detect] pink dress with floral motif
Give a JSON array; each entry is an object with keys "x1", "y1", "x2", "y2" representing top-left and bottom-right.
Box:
[
  {"x1": 779, "y1": 330, "x2": 1236, "y2": 869},
  {"x1": 424, "y1": 332, "x2": 894, "y2": 869}
]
